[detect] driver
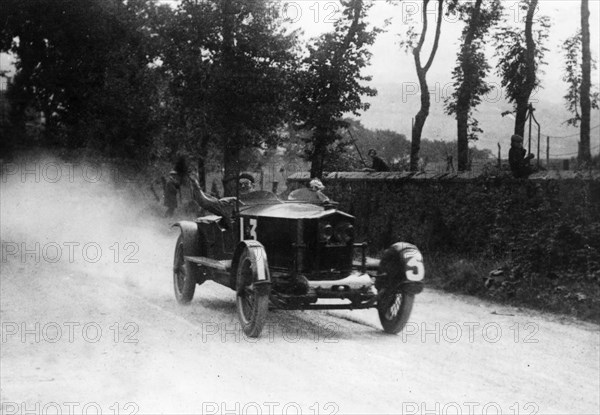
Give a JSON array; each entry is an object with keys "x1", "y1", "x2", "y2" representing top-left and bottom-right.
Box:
[{"x1": 189, "y1": 174, "x2": 254, "y2": 225}]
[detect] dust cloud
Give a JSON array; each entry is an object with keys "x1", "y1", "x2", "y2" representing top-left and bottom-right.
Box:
[{"x1": 1, "y1": 153, "x2": 177, "y2": 297}]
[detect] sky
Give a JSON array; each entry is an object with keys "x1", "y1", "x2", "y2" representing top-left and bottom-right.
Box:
[
  {"x1": 2, "y1": 0, "x2": 599, "y2": 155},
  {"x1": 282, "y1": 0, "x2": 600, "y2": 155}
]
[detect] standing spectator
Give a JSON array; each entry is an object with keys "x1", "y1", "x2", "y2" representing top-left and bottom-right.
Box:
[
  {"x1": 151, "y1": 157, "x2": 189, "y2": 217},
  {"x1": 367, "y1": 149, "x2": 390, "y2": 172},
  {"x1": 508, "y1": 135, "x2": 534, "y2": 178}
]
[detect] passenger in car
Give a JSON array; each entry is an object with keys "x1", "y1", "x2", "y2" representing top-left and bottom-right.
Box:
[{"x1": 288, "y1": 178, "x2": 330, "y2": 204}]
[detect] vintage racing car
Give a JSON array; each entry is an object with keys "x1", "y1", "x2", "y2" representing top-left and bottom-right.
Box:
[{"x1": 172, "y1": 185, "x2": 424, "y2": 338}]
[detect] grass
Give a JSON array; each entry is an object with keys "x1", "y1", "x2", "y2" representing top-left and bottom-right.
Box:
[{"x1": 424, "y1": 252, "x2": 600, "y2": 324}]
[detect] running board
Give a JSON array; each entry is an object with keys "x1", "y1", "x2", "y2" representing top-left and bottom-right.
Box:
[
  {"x1": 352, "y1": 257, "x2": 380, "y2": 271},
  {"x1": 184, "y1": 256, "x2": 231, "y2": 272},
  {"x1": 272, "y1": 302, "x2": 377, "y2": 311}
]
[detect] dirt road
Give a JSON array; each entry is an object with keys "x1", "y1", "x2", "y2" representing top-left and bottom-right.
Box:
[{"x1": 1, "y1": 159, "x2": 599, "y2": 414}]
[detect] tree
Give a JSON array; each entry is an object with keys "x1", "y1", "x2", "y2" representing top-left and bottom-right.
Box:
[
  {"x1": 493, "y1": 0, "x2": 550, "y2": 138},
  {"x1": 444, "y1": 0, "x2": 502, "y2": 171},
  {"x1": 0, "y1": 0, "x2": 166, "y2": 157},
  {"x1": 156, "y1": 0, "x2": 217, "y2": 188},
  {"x1": 400, "y1": 0, "x2": 444, "y2": 171},
  {"x1": 207, "y1": 0, "x2": 299, "y2": 195},
  {"x1": 561, "y1": 30, "x2": 598, "y2": 129},
  {"x1": 294, "y1": 0, "x2": 381, "y2": 178}
]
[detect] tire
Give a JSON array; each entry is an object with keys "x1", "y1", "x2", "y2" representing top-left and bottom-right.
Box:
[
  {"x1": 173, "y1": 234, "x2": 196, "y2": 304},
  {"x1": 235, "y1": 248, "x2": 269, "y2": 338},
  {"x1": 377, "y1": 289, "x2": 415, "y2": 334}
]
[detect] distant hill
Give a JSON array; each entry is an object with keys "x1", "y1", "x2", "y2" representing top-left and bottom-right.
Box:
[{"x1": 358, "y1": 81, "x2": 600, "y2": 160}]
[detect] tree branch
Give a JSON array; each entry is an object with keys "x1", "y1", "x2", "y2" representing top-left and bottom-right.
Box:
[{"x1": 424, "y1": 0, "x2": 443, "y2": 72}]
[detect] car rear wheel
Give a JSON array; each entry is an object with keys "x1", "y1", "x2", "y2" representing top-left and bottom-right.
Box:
[
  {"x1": 173, "y1": 234, "x2": 196, "y2": 304},
  {"x1": 235, "y1": 248, "x2": 269, "y2": 338},
  {"x1": 377, "y1": 289, "x2": 415, "y2": 334}
]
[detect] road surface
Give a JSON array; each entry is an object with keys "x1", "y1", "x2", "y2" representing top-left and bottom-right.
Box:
[{"x1": 1, "y1": 159, "x2": 598, "y2": 414}]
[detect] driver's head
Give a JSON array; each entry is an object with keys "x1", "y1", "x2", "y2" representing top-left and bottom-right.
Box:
[
  {"x1": 239, "y1": 178, "x2": 254, "y2": 193},
  {"x1": 237, "y1": 173, "x2": 255, "y2": 193}
]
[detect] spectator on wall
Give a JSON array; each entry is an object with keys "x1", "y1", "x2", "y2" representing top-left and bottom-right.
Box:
[
  {"x1": 365, "y1": 149, "x2": 390, "y2": 172},
  {"x1": 508, "y1": 135, "x2": 534, "y2": 178}
]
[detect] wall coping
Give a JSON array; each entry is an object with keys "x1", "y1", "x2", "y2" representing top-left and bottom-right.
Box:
[{"x1": 287, "y1": 170, "x2": 600, "y2": 182}]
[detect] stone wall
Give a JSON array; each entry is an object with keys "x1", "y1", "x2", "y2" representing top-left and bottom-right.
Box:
[{"x1": 287, "y1": 171, "x2": 600, "y2": 260}]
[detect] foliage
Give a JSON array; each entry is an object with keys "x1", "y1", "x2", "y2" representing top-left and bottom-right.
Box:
[
  {"x1": 152, "y1": 0, "x2": 216, "y2": 162},
  {"x1": 561, "y1": 30, "x2": 600, "y2": 127},
  {"x1": 200, "y1": 0, "x2": 300, "y2": 194},
  {"x1": 493, "y1": 2, "x2": 550, "y2": 102},
  {"x1": 293, "y1": 0, "x2": 381, "y2": 178},
  {"x1": 0, "y1": 0, "x2": 166, "y2": 157},
  {"x1": 492, "y1": 0, "x2": 550, "y2": 137},
  {"x1": 444, "y1": 0, "x2": 503, "y2": 171}
]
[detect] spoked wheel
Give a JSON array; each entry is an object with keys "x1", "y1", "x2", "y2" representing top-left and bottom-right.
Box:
[
  {"x1": 236, "y1": 248, "x2": 269, "y2": 338},
  {"x1": 377, "y1": 288, "x2": 415, "y2": 334},
  {"x1": 173, "y1": 234, "x2": 196, "y2": 304}
]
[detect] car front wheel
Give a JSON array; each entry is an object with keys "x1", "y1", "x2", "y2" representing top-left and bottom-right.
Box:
[
  {"x1": 173, "y1": 234, "x2": 196, "y2": 304},
  {"x1": 235, "y1": 248, "x2": 269, "y2": 338},
  {"x1": 377, "y1": 289, "x2": 415, "y2": 334}
]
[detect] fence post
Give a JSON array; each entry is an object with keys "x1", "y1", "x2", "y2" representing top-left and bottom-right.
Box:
[{"x1": 497, "y1": 143, "x2": 501, "y2": 169}]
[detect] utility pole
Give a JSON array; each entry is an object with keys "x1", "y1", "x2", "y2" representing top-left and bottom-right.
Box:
[
  {"x1": 536, "y1": 127, "x2": 540, "y2": 167},
  {"x1": 546, "y1": 136, "x2": 549, "y2": 168}
]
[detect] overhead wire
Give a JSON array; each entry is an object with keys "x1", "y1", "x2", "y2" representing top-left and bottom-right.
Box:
[{"x1": 546, "y1": 124, "x2": 599, "y2": 139}]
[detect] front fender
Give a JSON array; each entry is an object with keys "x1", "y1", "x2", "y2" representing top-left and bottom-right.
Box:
[
  {"x1": 172, "y1": 221, "x2": 205, "y2": 284},
  {"x1": 231, "y1": 240, "x2": 271, "y2": 290},
  {"x1": 377, "y1": 242, "x2": 425, "y2": 291},
  {"x1": 171, "y1": 221, "x2": 200, "y2": 256},
  {"x1": 400, "y1": 281, "x2": 424, "y2": 295}
]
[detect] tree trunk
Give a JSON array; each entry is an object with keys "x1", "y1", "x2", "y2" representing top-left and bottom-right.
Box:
[
  {"x1": 411, "y1": 72, "x2": 429, "y2": 171},
  {"x1": 220, "y1": 0, "x2": 237, "y2": 196},
  {"x1": 409, "y1": 0, "x2": 443, "y2": 172},
  {"x1": 223, "y1": 140, "x2": 240, "y2": 197},
  {"x1": 197, "y1": 134, "x2": 208, "y2": 192},
  {"x1": 514, "y1": 100, "x2": 528, "y2": 139},
  {"x1": 579, "y1": 0, "x2": 591, "y2": 162},
  {"x1": 456, "y1": 109, "x2": 470, "y2": 171},
  {"x1": 514, "y1": 0, "x2": 538, "y2": 138},
  {"x1": 310, "y1": 131, "x2": 327, "y2": 178}
]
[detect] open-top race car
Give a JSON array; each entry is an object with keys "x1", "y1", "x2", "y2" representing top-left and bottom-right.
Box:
[{"x1": 172, "y1": 183, "x2": 424, "y2": 338}]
